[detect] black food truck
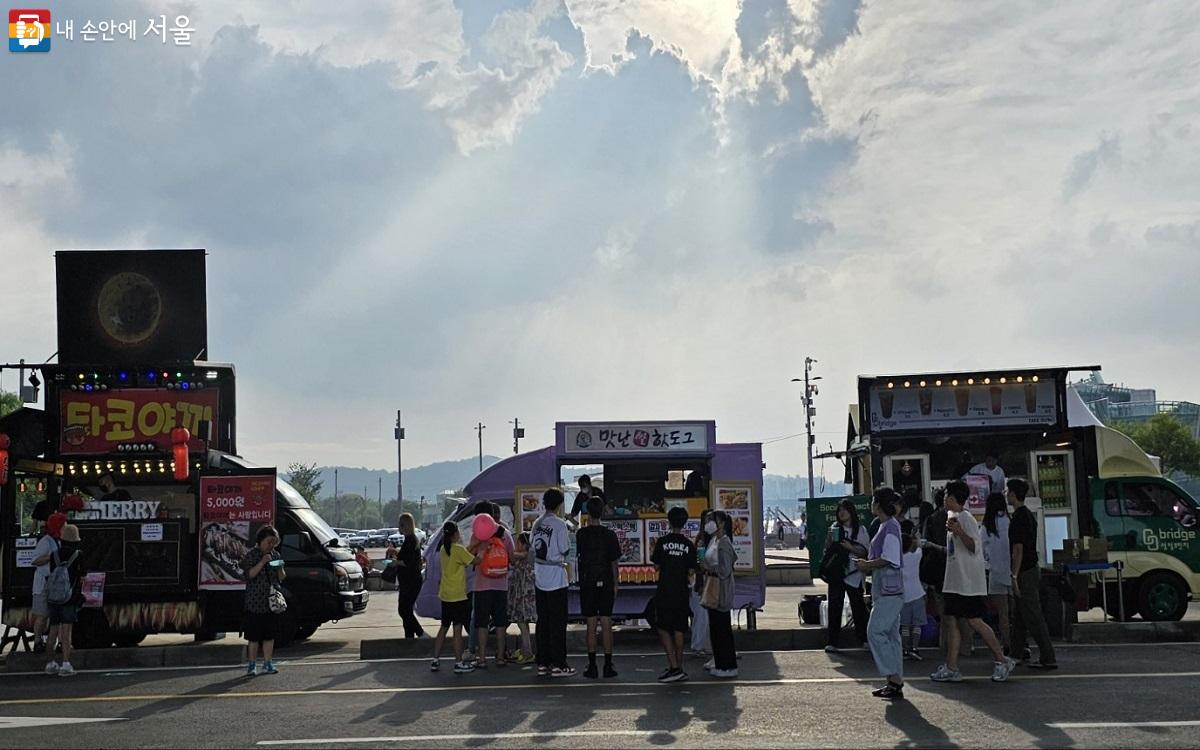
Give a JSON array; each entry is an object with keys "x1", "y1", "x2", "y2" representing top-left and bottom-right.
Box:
[{"x1": 0, "y1": 250, "x2": 367, "y2": 649}]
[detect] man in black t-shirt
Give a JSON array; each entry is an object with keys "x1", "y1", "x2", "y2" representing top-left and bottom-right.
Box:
[
  {"x1": 569, "y1": 475, "x2": 606, "y2": 519},
  {"x1": 576, "y1": 498, "x2": 621, "y2": 679},
  {"x1": 650, "y1": 506, "x2": 696, "y2": 683},
  {"x1": 1007, "y1": 478, "x2": 1056, "y2": 668}
]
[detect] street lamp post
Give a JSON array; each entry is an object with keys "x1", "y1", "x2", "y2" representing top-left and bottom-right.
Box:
[
  {"x1": 475, "y1": 422, "x2": 486, "y2": 472},
  {"x1": 792, "y1": 358, "x2": 822, "y2": 511},
  {"x1": 511, "y1": 417, "x2": 524, "y2": 455},
  {"x1": 334, "y1": 468, "x2": 340, "y2": 527},
  {"x1": 395, "y1": 410, "x2": 405, "y2": 505}
]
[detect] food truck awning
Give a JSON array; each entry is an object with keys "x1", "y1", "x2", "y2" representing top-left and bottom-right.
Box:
[{"x1": 462, "y1": 446, "x2": 556, "y2": 502}]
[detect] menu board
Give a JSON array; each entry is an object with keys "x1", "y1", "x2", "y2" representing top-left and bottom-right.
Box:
[
  {"x1": 866, "y1": 379, "x2": 1058, "y2": 433},
  {"x1": 644, "y1": 517, "x2": 702, "y2": 558},
  {"x1": 606, "y1": 519, "x2": 645, "y2": 565},
  {"x1": 712, "y1": 481, "x2": 759, "y2": 574},
  {"x1": 515, "y1": 486, "x2": 553, "y2": 533}
]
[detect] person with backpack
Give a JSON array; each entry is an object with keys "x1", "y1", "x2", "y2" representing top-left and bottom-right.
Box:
[
  {"x1": 822, "y1": 500, "x2": 870, "y2": 652},
  {"x1": 576, "y1": 496, "x2": 621, "y2": 679},
  {"x1": 44, "y1": 524, "x2": 83, "y2": 677},
  {"x1": 468, "y1": 502, "x2": 514, "y2": 668},
  {"x1": 29, "y1": 509, "x2": 64, "y2": 655}
]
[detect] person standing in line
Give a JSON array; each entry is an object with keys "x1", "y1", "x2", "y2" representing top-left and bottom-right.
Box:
[
  {"x1": 507, "y1": 532, "x2": 537, "y2": 665},
  {"x1": 651, "y1": 506, "x2": 697, "y2": 683},
  {"x1": 469, "y1": 502, "x2": 515, "y2": 668},
  {"x1": 1008, "y1": 478, "x2": 1057, "y2": 670},
  {"x1": 394, "y1": 513, "x2": 427, "y2": 639},
  {"x1": 533, "y1": 489, "x2": 575, "y2": 678},
  {"x1": 858, "y1": 489, "x2": 906, "y2": 699},
  {"x1": 576, "y1": 497, "x2": 621, "y2": 679},
  {"x1": 899, "y1": 521, "x2": 927, "y2": 661},
  {"x1": 690, "y1": 510, "x2": 713, "y2": 659},
  {"x1": 241, "y1": 525, "x2": 285, "y2": 677},
  {"x1": 44, "y1": 524, "x2": 83, "y2": 677},
  {"x1": 929, "y1": 481, "x2": 1016, "y2": 684},
  {"x1": 701, "y1": 510, "x2": 738, "y2": 679},
  {"x1": 824, "y1": 500, "x2": 870, "y2": 652},
  {"x1": 920, "y1": 490, "x2": 973, "y2": 658},
  {"x1": 29, "y1": 510, "x2": 64, "y2": 655},
  {"x1": 982, "y1": 492, "x2": 1013, "y2": 653},
  {"x1": 431, "y1": 521, "x2": 480, "y2": 674}
]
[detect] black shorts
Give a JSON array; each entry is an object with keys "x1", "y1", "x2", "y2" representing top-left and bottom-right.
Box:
[
  {"x1": 441, "y1": 599, "x2": 472, "y2": 628},
  {"x1": 48, "y1": 602, "x2": 79, "y2": 626},
  {"x1": 579, "y1": 577, "x2": 615, "y2": 618},
  {"x1": 473, "y1": 590, "x2": 508, "y2": 629},
  {"x1": 652, "y1": 596, "x2": 690, "y2": 634},
  {"x1": 244, "y1": 611, "x2": 279, "y2": 644},
  {"x1": 943, "y1": 593, "x2": 988, "y2": 620}
]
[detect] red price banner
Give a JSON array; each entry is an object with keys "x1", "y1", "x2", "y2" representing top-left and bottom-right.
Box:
[{"x1": 198, "y1": 473, "x2": 276, "y2": 590}]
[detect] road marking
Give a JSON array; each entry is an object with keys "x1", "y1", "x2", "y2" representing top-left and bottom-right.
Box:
[
  {"x1": 257, "y1": 730, "x2": 669, "y2": 746},
  {"x1": 7, "y1": 670, "x2": 1200, "y2": 707},
  {"x1": 1049, "y1": 720, "x2": 1200, "y2": 729},
  {"x1": 0, "y1": 716, "x2": 126, "y2": 730}
]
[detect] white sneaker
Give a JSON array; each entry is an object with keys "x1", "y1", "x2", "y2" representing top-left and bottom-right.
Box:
[
  {"x1": 930, "y1": 664, "x2": 963, "y2": 682},
  {"x1": 57, "y1": 662, "x2": 76, "y2": 677},
  {"x1": 44, "y1": 661, "x2": 60, "y2": 676},
  {"x1": 703, "y1": 658, "x2": 716, "y2": 671},
  {"x1": 824, "y1": 645, "x2": 839, "y2": 653},
  {"x1": 710, "y1": 668, "x2": 738, "y2": 679},
  {"x1": 992, "y1": 657, "x2": 1017, "y2": 683}
]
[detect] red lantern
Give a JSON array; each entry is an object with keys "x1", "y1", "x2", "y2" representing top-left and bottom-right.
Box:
[
  {"x1": 0, "y1": 433, "x2": 9, "y2": 486},
  {"x1": 171, "y1": 427, "x2": 190, "y2": 481}
]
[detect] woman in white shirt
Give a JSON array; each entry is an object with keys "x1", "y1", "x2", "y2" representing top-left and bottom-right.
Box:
[
  {"x1": 982, "y1": 492, "x2": 1012, "y2": 653},
  {"x1": 857, "y1": 488, "x2": 906, "y2": 699},
  {"x1": 824, "y1": 500, "x2": 870, "y2": 652}
]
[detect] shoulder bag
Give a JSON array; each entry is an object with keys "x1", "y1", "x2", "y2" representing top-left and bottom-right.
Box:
[{"x1": 267, "y1": 559, "x2": 288, "y2": 614}]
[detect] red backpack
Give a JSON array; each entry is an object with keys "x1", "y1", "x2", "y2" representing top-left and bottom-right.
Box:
[{"x1": 480, "y1": 536, "x2": 509, "y2": 578}]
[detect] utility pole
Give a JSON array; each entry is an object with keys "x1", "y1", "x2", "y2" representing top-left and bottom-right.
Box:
[
  {"x1": 394, "y1": 410, "x2": 405, "y2": 505},
  {"x1": 792, "y1": 358, "x2": 821, "y2": 510},
  {"x1": 475, "y1": 422, "x2": 486, "y2": 472},
  {"x1": 334, "y1": 468, "x2": 340, "y2": 527},
  {"x1": 378, "y1": 477, "x2": 383, "y2": 523},
  {"x1": 511, "y1": 417, "x2": 524, "y2": 455}
]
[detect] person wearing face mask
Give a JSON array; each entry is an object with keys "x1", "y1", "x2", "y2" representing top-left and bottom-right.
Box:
[{"x1": 701, "y1": 511, "x2": 738, "y2": 678}]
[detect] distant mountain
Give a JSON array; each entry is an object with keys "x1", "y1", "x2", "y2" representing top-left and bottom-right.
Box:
[
  {"x1": 303, "y1": 459, "x2": 847, "y2": 510},
  {"x1": 309, "y1": 456, "x2": 503, "y2": 503}
]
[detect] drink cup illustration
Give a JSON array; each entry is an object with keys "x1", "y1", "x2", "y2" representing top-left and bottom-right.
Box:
[
  {"x1": 919, "y1": 388, "x2": 933, "y2": 416},
  {"x1": 954, "y1": 388, "x2": 970, "y2": 416},
  {"x1": 989, "y1": 386, "x2": 1003, "y2": 415},
  {"x1": 879, "y1": 391, "x2": 895, "y2": 419},
  {"x1": 1024, "y1": 383, "x2": 1038, "y2": 414}
]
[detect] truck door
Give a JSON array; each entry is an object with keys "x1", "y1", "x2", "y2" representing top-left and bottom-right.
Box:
[
  {"x1": 275, "y1": 511, "x2": 330, "y2": 632},
  {"x1": 1117, "y1": 478, "x2": 1199, "y2": 620}
]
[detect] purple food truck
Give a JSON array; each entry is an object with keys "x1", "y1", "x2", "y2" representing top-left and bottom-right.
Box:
[{"x1": 416, "y1": 420, "x2": 766, "y2": 627}]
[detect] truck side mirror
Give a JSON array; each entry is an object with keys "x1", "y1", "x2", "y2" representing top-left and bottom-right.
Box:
[{"x1": 299, "y1": 531, "x2": 316, "y2": 553}]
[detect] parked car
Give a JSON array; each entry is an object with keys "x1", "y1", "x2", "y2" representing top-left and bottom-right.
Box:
[
  {"x1": 347, "y1": 531, "x2": 369, "y2": 547},
  {"x1": 366, "y1": 529, "x2": 391, "y2": 547}
]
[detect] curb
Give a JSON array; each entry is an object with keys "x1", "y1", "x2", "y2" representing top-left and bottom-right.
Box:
[
  {"x1": 6, "y1": 643, "x2": 246, "y2": 672},
  {"x1": 1070, "y1": 620, "x2": 1200, "y2": 644}
]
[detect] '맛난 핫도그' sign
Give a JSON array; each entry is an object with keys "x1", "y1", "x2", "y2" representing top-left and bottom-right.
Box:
[{"x1": 559, "y1": 422, "x2": 711, "y2": 456}]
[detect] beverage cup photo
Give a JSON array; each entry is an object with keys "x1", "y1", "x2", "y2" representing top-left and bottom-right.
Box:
[
  {"x1": 879, "y1": 390, "x2": 895, "y2": 419},
  {"x1": 1024, "y1": 382, "x2": 1038, "y2": 413},
  {"x1": 989, "y1": 386, "x2": 1003, "y2": 415},
  {"x1": 954, "y1": 387, "x2": 970, "y2": 416},
  {"x1": 919, "y1": 388, "x2": 933, "y2": 416}
]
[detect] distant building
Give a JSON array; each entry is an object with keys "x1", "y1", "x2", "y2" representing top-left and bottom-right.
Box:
[{"x1": 1072, "y1": 373, "x2": 1200, "y2": 439}]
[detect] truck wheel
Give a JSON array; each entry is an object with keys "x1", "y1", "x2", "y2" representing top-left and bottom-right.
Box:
[
  {"x1": 1138, "y1": 572, "x2": 1188, "y2": 621},
  {"x1": 73, "y1": 609, "x2": 113, "y2": 649}
]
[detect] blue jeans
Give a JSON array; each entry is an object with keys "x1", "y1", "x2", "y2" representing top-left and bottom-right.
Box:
[{"x1": 868, "y1": 594, "x2": 904, "y2": 679}]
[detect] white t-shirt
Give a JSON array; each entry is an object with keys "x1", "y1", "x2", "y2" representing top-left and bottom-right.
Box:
[
  {"x1": 902, "y1": 548, "x2": 925, "y2": 603},
  {"x1": 943, "y1": 510, "x2": 987, "y2": 596},
  {"x1": 967, "y1": 463, "x2": 1007, "y2": 495},
  {"x1": 31, "y1": 535, "x2": 57, "y2": 595},
  {"x1": 983, "y1": 514, "x2": 1011, "y2": 575},
  {"x1": 532, "y1": 513, "x2": 569, "y2": 591}
]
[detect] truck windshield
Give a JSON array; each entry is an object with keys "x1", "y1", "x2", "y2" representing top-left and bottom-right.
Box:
[{"x1": 289, "y1": 507, "x2": 353, "y2": 560}]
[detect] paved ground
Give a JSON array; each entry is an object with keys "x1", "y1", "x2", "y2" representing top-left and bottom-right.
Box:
[{"x1": 2, "y1": 643, "x2": 1199, "y2": 748}]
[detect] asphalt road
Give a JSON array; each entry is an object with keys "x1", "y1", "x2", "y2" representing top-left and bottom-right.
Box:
[{"x1": 2, "y1": 644, "x2": 1199, "y2": 748}]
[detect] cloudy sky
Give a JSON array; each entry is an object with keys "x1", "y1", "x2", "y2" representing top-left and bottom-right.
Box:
[{"x1": 2, "y1": 0, "x2": 1198, "y2": 483}]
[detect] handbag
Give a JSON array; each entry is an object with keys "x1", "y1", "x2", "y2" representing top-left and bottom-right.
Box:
[
  {"x1": 269, "y1": 585, "x2": 288, "y2": 614},
  {"x1": 700, "y1": 574, "x2": 721, "y2": 610},
  {"x1": 380, "y1": 561, "x2": 399, "y2": 584}
]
